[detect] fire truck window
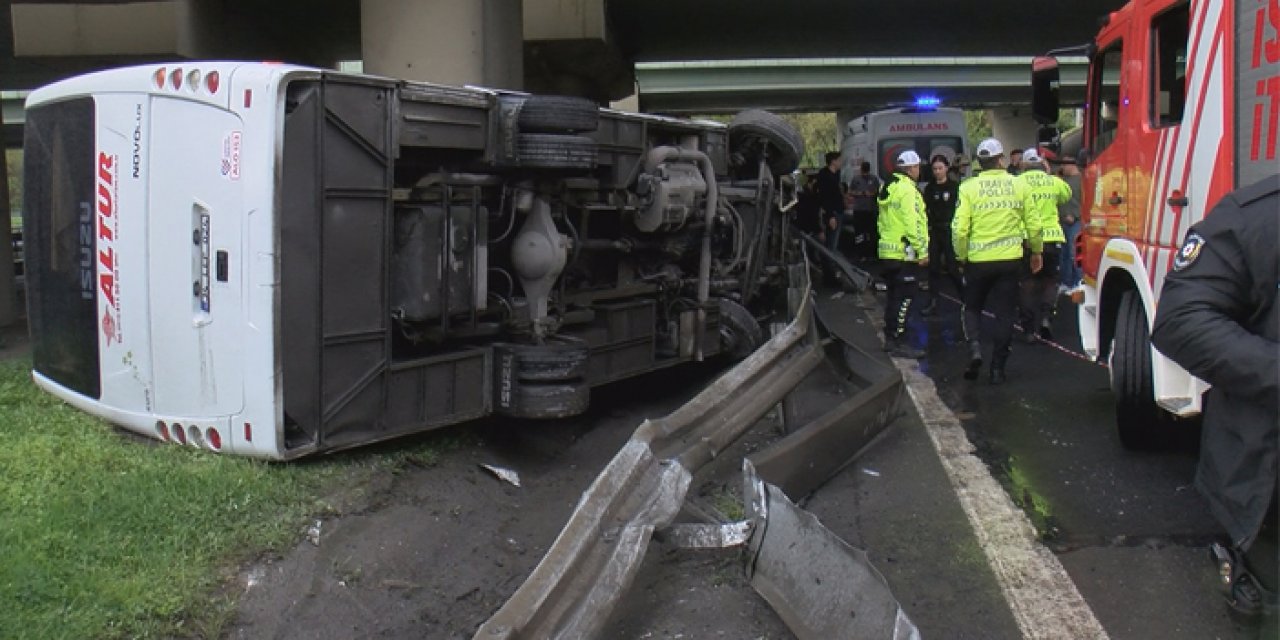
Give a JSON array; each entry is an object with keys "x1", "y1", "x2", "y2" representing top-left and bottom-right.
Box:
[
  {"x1": 1089, "y1": 43, "x2": 1124, "y2": 155},
  {"x1": 1151, "y1": 3, "x2": 1190, "y2": 127}
]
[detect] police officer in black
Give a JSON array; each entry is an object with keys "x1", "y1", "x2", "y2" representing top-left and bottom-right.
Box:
[{"x1": 1151, "y1": 176, "x2": 1279, "y2": 626}]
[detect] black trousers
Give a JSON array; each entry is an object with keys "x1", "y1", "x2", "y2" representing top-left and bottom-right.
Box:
[
  {"x1": 1019, "y1": 244, "x2": 1062, "y2": 331},
  {"x1": 852, "y1": 209, "x2": 879, "y2": 259},
  {"x1": 928, "y1": 226, "x2": 965, "y2": 297},
  {"x1": 881, "y1": 261, "x2": 920, "y2": 340},
  {"x1": 962, "y1": 259, "x2": 1022, "y2": 365}
]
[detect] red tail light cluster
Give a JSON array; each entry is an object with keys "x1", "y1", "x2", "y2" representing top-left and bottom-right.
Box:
[
  {"x1": 152, "y1": 66, "x2": 221, "y2": 95},
  {"x1": 154, "y1": 420, "x2": 224, "y2": 452}
]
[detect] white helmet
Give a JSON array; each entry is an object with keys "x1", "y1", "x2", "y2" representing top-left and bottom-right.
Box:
[
  {"x1": 1022, "y1": 146, "x2": 1044, "y2": 164},
  {"x1": 896, "y1": 150, "x2": 922, "y2": 167},
  {"x1": 976, "y1": 137, "x2": 1004, "y2": 158}
]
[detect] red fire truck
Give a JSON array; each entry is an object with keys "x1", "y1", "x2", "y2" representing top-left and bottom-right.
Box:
[{"x1": 1032, "y1": 0, "x2": 1279, "y2": 449}]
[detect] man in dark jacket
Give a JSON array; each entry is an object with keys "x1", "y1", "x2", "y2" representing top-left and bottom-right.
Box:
[{"x1": 1151, "y1": 176, "x2": 1279, "y2": 624}]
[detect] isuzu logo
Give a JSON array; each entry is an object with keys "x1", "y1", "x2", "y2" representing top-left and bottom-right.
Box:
[
  {"x1": 78, "y1": 202, "x2": 94, "y2": 300},
  {"x1": 96, "y1": 151, "x2": 121, "y2": 345}
]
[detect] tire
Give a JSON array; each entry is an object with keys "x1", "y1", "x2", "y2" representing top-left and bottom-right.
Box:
[
  {"x1": 717, "y1": 298, "x2": 763, "y2": 361},
  {"x1": 729, "y1": 109, "x2": 804, "y2": 176},
  {"x1": 499, "y1": 381, "x2": 590, "y2": 419},
  {"x1": 516, "y1": 133, "x2": 598, "y2": 170},
  {"x1": 495, "y1": 336, "x2": 590, "y2": 383},
  {"x1": 1111, "y1": 291, "x2": 1172, "y2": 450},
  {"x1": 518, "y1": 95, "x2": 599, "y2": 134}
]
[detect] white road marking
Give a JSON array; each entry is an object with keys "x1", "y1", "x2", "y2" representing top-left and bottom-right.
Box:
[{"x1": 894, "y1": 361, "x2": 1110, "y2": 640}]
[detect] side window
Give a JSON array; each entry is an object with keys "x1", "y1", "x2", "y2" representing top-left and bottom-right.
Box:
[
  {"x1": 1151, "y1": 3, "x2": 1190, "y2": 127},
  {"x1": 1089, "y1": 43, "x2": 1124, "y2": 155}
]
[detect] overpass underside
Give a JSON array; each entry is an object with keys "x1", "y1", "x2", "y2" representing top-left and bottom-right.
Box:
[{"x1": 635, "y1": 56, "x2": 1088, "y2": 115}]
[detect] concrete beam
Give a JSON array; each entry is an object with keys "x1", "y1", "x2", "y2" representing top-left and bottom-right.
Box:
[
  {"x1": 521, "y1": 0, "x2": 631, "y2": 103},
  {"x1": 11, "y1": 2, "x2": 179, "y2": 56},
  {"x1": 361, "y1": 0, "x2": 522, "y2": 90},
  {"x1": 523, "y1": 0, "x2": 605, "y2": 40},
  {"x1": 636, "y1": 56, "x2": 1089, "y2": 114}
]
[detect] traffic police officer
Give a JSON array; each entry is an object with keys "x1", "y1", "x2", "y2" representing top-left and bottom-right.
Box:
[
  {"x1": 1017, "y1": 147, "x2": 1072, "y2": 341},
  {"x1": 877, "y1": 150, "x2": 930, "y2": 358},
  {"x1": 951, "y1": 138, "x2": 1041, "y2": 383},
  {"x1": 1151, "y1": 176, "x2": 1279, "y2": 624}
]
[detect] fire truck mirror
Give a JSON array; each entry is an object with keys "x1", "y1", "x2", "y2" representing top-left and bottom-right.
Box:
[{"x1": 1031, "y1": 56, "x2": 1061, "y2": 125}]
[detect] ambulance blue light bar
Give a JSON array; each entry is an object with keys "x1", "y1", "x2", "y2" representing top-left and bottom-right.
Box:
[{"x1": 914, "y1": 96, "x2": 942, "y2": 109}]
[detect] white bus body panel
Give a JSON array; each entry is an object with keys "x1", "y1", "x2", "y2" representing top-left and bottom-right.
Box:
[{"x1": 26, "y1": 62, "x2": 315, "y2": 459}]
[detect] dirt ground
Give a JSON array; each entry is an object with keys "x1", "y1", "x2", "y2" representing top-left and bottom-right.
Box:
[{"x1": 228, "y1": 360, "x2": 798, "y2": 640}]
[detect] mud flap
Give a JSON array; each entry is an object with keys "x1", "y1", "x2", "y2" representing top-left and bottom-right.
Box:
[{"x1": 744, "y1": 464, "x2": 920, "y2": 640}]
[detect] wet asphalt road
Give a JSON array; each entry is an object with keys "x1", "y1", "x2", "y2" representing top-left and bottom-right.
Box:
[{"x1": 877, "y1": 278, "x2": 1265, "y2": 639}]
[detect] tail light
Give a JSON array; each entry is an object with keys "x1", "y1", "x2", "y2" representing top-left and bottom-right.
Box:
[
  {"x1": 156, "y1": 421, "x2": 170, "y2": 441},
  {"x1": 153, "y1": 67, "x2": 167, "y2": 89},
  {"x1": 206, "y1": 427, "x2": 222, "y2": 450},
  {"x1": 205, "y1": 70, "x2": 220, "y2": 94},
  {"x1": 186, "y1": 69, "x2": 201, "y2": 92},
  {"x1": 172, "y1": 423, "x2": 187, "y2": 444},
  {"x1": 170, "y1": 68, "x2": 183, "y2": 90}
]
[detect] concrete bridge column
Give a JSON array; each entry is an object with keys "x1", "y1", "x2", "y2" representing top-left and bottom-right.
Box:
[
  {"x1": 360, "y1": 0, "x2": 523, "y2": 90},
  {"x1": 524, "y1": 0, "x2": 632, "y2": 104},
  {"x1": 988, "y1": 107, "x2": 1041, "y2": 155}
]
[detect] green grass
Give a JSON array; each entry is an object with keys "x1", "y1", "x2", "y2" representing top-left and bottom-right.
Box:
[{"x1": 0, "y1": 358, "x2": 443, "y2": 639}]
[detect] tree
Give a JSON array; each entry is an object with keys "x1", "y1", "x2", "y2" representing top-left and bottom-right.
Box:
[
  {"x1": 964, "y1": 110, "x2": 993, "y2": 148},
  {"x1": 779, "y1": 113, "x2": 837, "y2": 170}
]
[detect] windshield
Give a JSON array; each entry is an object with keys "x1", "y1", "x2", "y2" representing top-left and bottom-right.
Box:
[{"x1": 24, "y1": 97, "x2": 101, "y2": 399}]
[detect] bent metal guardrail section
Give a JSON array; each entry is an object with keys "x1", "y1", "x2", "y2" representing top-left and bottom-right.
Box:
[{"x1": 475, "y1": 272, "x2": 917, "y2": 639}]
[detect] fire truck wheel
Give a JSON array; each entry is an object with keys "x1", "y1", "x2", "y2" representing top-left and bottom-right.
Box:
[
  {"x1": 518, "y1": 96, "x2": 600, "y2": 134},
  {"x1": 516, "y1": 134, "x2": 599, "y2": 170},
  {"x1": 728, "y1": 109, "x2": 804, "y2": 177},
  {"x1": 1111, "y1": 291, "x2": 1172, "y2": 450},
  {"x1": 497, "y1": 336, "x2": 591, "y2": 383},
  {"x1": 717, "y1": 298, "x2": 763, "y2": 361}
]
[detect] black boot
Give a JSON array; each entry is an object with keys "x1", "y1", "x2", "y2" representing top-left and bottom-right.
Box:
[
  {"x1": 1038, "y1": 319, "x2": 1054, "y2": 341},
  {"x1": 1213, "y1": 542, "x2": 1280, "y2": 626},
  {"x1": 963, "y1": 341, "x2": 982, "y2": 380},
  {"x1": 989, "y1": 353, "x2": 1008, "y2": 385}
]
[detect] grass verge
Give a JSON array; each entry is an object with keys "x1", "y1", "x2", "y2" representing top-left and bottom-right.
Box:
[{"x1": 0, "y1": 359, "x2": 442, "y2": 639}]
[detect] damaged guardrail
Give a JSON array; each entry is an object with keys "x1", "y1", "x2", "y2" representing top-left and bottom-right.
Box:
[{"x1": 475, "y1": 269, "x2": 914, "y2": 639}]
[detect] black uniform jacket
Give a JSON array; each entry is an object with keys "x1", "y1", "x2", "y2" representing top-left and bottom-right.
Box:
[{"x1": 1151, "y1": 175, "x2": 1280, "y2": 549}]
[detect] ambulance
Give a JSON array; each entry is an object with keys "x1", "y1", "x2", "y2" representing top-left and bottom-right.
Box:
[
  {"x1": 1032, "y1": 0, "x2": 1279, "y2": 448},
  {"x1": 839, "y1": 103, "x2": 969, "y2": 183}
]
